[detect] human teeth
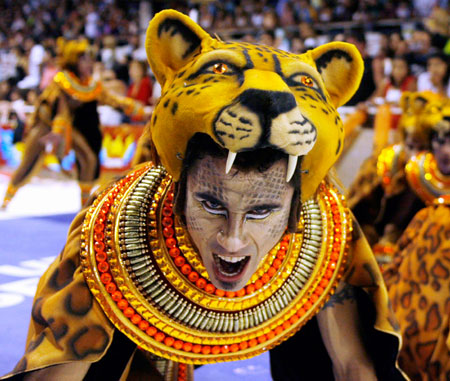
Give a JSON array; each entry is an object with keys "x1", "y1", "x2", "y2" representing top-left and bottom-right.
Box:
[{"x1": 217, "y1": 254, "x2": 246, "y2": 263}]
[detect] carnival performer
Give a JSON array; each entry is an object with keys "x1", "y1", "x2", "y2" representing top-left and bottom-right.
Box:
[
  {"x1": 1, "y1": 38, "x2": 145, "y2": 209},
  {"x1": 384, "y1": 98, "x2": 450, "y2": 381},
  {"x1": 347, "y1": 91, "x2": 440, "y2": 265},
  {"x1": 1, "y1": 11, "x2": 406, "y2": 381}
]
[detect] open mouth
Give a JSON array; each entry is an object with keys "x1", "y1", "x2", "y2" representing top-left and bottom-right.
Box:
[{"x1": 213, "y1": 253, "x2": 250, "y2": 278}]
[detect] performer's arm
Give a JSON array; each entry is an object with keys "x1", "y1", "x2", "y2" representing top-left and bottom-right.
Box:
[
  {"x1": 98, "y1": 87, "x2": 145, "y2": 120},
  {"x1": 316, "y1": 282, "x2": 377, "y2": 381}
]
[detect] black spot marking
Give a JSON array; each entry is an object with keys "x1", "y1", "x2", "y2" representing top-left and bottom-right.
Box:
[
  {"x1": 239, "y1": 117, "x2": 252, "y2": 125},
  {"x1": 171, "y1": 102, "x2": 178, "y2": 115},
  {"x1": 177, "y1": 70, "x2": 186, "y2": 78},
  {"x1": 240, "y1": 134, "x2": 250, "y2": 140},
  {"x1": 31, "y1": 297, "x2": 47, "y2": 326},
  {"x1": 69, "y1": 325, "x2": 109, "y2": 359},
  {"x1": 321, "y1": 108, "x2": 329, "y2": 115},
  {"x1": 200, "y1": 85, "x2": 212, "y2": 90},
  {"x1": 64, "y1": 282, "x2": 93, "y2": 316},
  {"x1": 163, "y1": 99, "x2": 170, "y2": 108},
  {"x1": 220, "y1": 119, "x2": 232, "y2": 126},
  {"x1": 48, "y1": 317, "x2": 69, "y2": 340},
  {"x1": 186, "y1": 89, "x2": 195, "y2": 95},
  {"x1": 49, "y1": 258, "x2": 76, "y2": 290},
  {"x1": 153, "y1": 115, "x2": 157, "y2": 125},
  {"x1": 336, "y1": 139, "x2": 341, "y2": 155},
  {"x1": 236, "y1": 127, "x2": 252, "y2": 132},
  {"x1": 26, "y1": 333, "x2": 45, "y2": 353},
  {"x1": 227, "y1": 110, "x2": 237, "y2": 118},
  {"x1": 316, "y1": 49, "x2": 353, "y2": 73},
  {"x1": 177, "y1": 91, "x2": 183, "y2": 97}
]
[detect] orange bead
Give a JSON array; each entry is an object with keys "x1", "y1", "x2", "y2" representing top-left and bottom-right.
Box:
[
  {"x1": 117, "y1": 299, "x2": 128, "y2": 310},
  {"x1": 297, "y1": 308, "x2": 306, "y2": 317},
  {"x1": 254, "y1": 280, "x2": 263, "y2": 290},
  {"x1": 201, "y1": 345, "x2": 211, "y2": 354},
  {"x1": 221, "y1": 345, "x2": 229, "y2": 354},
  {"x1": 100, "y1": 273, "x2": 112, "y2": 284},
  {"x1": 315, "y1": 286, "x2": 324, "y2": 295},
  {"x1": 319, "y1": 279, "x2": 329, "y2": 288},
  {"x1": 276, "y1": 250, "x2": 286, "y2": 259},
  {"x1": 215, "y1": 288, "x2": 225, "y2": 297},
  {"x1": 181, "y1": 264, "x2": 192, "y2": 275},
  {"x1": 266, "y1": 331, "x2": 275, "y2": 340},
  {"x1": 324, "y1": 270, "x2": 333, "y2": 279},
  {"x1": 304, "y1": 301, "x2": 312, "y2": 310},
  {"x1": 173, "y1": 340, "x2": 183, "y2": 350},
  {"x1": 196, "y1": 278, "x2": 207, "y2": 289},
  {"x1": 106, "y1": 282, "x2": 117, "y2": 294},
  {"x1": 95, "y1": 251, "x2": 107, "y2": 262},
  {"x1": 131, "y1": 314, "x2": 142, "y2": 325},
  {"x1": 94, "y1": 232, "x2": 104, "y2": 241},
  {"x1": 248, "y1": 339, "x2": 258, "y2": 347},
  {"x1": 94, "y1": 241, "x2": 105, "y2": 252},
  {"x1": 282, "y1": 321, "x2": 291, "y2": 330},
  {"x1": 211, "y1": 345, "x2": 221, "y2": 354},
  {"x1": 289, "y1": 315, "x2": 299, "y2": 324},
  {"x1": 230, "y1": 344, "x2": 239, "y2": 352},
  {"x1": 183, "y1": 342, "x2": 192, "y2": 352},
  {"x1": 174, "y1": 256, "x2": 186, "y2": 267},
  {"x1": 225, "y1": 291, "x2": 236, "y2": 298},
  {"x1": 164, "y1": 337, "x2": 175, "y2": 347},
  {"x1": 146, "y1": 326, "x2": 157, "y2": 336},
  {"x1": 205, "y1": 284, "x2": 216, "y2": 294},
  {"x1": 236, "y1": 288, "x2": 246, "y2": 297},
  {"x1": 257, "y1": 335, "x2": 267, "y2": 344},
  {"x1": 111, "y1": 290, "x2": 122, "y2": 302},
  {"x1": 165, "y1": 237, "x2": 177, "y2": 248},
  {"x1": 124, "y1": 307, "x2": 134, "y2": 318},
  {"x1": 275, "y1": 326, "x2": 284, "y2": 335},
  {"x1": 267, "y1": 267, "x2": 276, "y2": 277},
  {"x1": 330, "y1": 252, "x2": 339, "y2": 261},
  {"x1": 192, "y1": 344, "x2": 202, "y2": 353},
  {"x1": 98, "y1": 261, "x2": 109, "y2": 273},
  {"x1": 94, "y1": 223, "x2": 105, "y2": 233},
  {"x1": 272, "y1": 259, "x2": 282, "y2": 269},
  {"x1": 261, "y1": 274, "x2": 270, "y2": 284},
  {"x1": 169, "y1": 247, "x2": 180, "y2": 257},
  {"x1": 246, "y1": 284, "x2": 255, "y2": 294},
  {"x1": 188, "y1": 271, "x2": 199, "y2": 282},
  {"x1": 139, "y1": 320, "x2": 149, "y2": 331},
  {"x1": 155, "y1": 332, "x2": 165, "y2": 342},
  {"x1": 310, "y1": 294, "x2": 319, "y2": 303},
  {"x1": 329, "y1": 261, "x2": 337, "y2": 269},
  {"x1": 239, "y1": 341, "x2": 248, "y2": 350}
]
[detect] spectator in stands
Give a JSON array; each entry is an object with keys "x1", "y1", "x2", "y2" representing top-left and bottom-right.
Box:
[
  {"x1": 417, "y1": 51, "x2": 450, "y2": 96},
  {"x1": 345, "y1": 32, "x2": 378, "y2": 105},
  {"x1": 127, "y1": 60, "x2": 152, "y2": 106}
]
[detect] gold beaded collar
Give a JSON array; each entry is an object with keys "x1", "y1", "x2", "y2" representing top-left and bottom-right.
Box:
[
  {"x1": 81, "y1": 164, "x2": 352, "y2": 364},
  {"x1": 54, "y1": 70, "x2": 102, "y2": 102},
  {"x1": 405, "y1": 152, "x2": 450, "y2": 205}
]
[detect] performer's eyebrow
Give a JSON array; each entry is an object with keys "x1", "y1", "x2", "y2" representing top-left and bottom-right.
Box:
[
  {"x1": 194, "y1": 192, "x2": 224, "y2": 205},
  {"x1": 250, "y1": 203, "x2": 281, "y2": 211}
]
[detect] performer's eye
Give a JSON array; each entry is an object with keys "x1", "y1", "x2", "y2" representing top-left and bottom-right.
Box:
[
  {"x1": 201, "y1": 200, "x2": 226, "y2": 215},
  {"x1": 246, "y1": 207, "x2": 277, "y2": 220}
]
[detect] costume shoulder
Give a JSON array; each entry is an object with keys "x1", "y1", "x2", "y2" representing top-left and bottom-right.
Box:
[
  {"x1": 405, "y1": 151, "x2": 450, "y2": 204},
  {"x1": 53, "y1": 70, "x2": 103, "y2": 102}
]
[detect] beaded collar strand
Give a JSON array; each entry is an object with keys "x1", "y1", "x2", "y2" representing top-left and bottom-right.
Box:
[{"x1": 81, "y1": 164, "x2": 352, "y2": 367}]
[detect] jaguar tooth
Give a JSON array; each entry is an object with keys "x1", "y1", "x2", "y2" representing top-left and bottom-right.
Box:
[
  {"x1": 225, "y1": 151, "x2": 237, "y2": 174},
  {"x1": 286, "y1": 155, "x2": 298, "y2": 182}
]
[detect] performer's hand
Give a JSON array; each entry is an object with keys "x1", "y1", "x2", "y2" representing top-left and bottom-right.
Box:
[{"x1": 40, "y1": 132, "x2": 64, "y2": 154}]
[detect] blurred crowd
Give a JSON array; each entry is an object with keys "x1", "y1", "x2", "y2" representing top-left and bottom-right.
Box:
[{"x1": 0, "y1": 0, "x2": 449, "y2": 129}]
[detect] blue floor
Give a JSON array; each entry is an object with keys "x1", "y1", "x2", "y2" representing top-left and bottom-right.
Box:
[{"x1": 0, "y1": 214, "x2": 272, "y2": 380}]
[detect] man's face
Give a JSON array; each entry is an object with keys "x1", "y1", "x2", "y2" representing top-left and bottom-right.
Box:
[
  {"x1": 432, "y1": 132, "x2": 450, "y2": 175},
  {"x1": 185, "y1": 156, "x2": 294, "y2": 291},
  {"x1": 404, "y1": 133, "x2": 427, "y2": 161}
]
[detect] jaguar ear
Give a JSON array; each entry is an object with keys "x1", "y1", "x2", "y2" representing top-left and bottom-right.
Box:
[
  {"x1": 145, "y1": 10, "x2": 211, "y2": 87},
  {"x1": 310, "y1": 42, "x2": 364, "y2": 108}
]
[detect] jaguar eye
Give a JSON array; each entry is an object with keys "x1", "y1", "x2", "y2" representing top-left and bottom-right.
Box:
[
  {"x1": 213, "y1": 63, "x2": 228, "y2": 74},
  {"x1": 301, "y1": 76, "x2": 314, "y2": 87}
]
